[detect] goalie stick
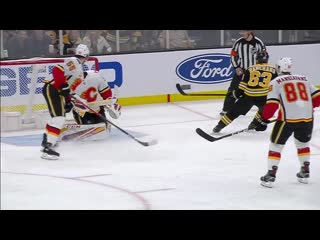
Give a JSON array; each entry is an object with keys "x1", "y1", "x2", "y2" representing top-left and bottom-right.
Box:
[
  {"x1": 195, "y1": 119, "x2": 276, "y2": 142},
  {"x1": 71, "y1": 95, "x2": 157, "y2": 147},
  {"x1": 176, "y1": 83, "x2": 226, "y2": 97},
  {"x1": 88, "y1": 99, "x2": 112, "y2": 108}
]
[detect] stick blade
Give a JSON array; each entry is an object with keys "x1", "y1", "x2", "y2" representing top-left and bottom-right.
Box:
[
  {"x1": 137, "y1": 138, "x2": 158, "y2": 146},
  {"x1": 195, "y1": 128, "x2": 220, "y2": 142},
  {"x1": 176, "y1": 83, "x2": 188, "y2": 95}
]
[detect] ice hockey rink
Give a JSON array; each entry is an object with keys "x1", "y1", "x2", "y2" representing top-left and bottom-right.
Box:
[{"x1": 1, "y1": 99, "x2": 320, "y2": 210}]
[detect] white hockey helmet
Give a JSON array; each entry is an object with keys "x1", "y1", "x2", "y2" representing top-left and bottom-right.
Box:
[
  {"x1": 276, "y1": 57, "x2": 293, "y2": 73},
  {"x1": 75, "y1": 44, "x2": 90, "y2": 58}
]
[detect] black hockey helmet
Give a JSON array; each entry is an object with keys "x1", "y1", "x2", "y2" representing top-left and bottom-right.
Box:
[{"x1": 256, "y1": 51, "x2": 269, "y2": 63}]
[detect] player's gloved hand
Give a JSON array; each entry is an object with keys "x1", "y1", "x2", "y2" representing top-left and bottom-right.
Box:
[
  {"x1": 250, "y1": 115, "x2": 270, "y2": 131},
  {"x1": 65, "y1": 100, "x2": 73, "y2": 113},
  {"x1": 60, "y1": 83, "x2": 71, "y2": 97},
  {"x1": 72, "y1": 96, "x2": 89, "y2": 117},
  {"x1": 107, "y1": 97, "x2": 121, "y2": 119}
]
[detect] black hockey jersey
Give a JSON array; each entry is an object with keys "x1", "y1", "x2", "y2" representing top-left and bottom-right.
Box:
[{"x1": 237, "y1": 63, "x2": 278, "y2": 99}]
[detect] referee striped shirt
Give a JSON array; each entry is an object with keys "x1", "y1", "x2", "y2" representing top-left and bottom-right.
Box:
[{"x1": 230, "y1": 35, "x2": 266, "y2": 70}]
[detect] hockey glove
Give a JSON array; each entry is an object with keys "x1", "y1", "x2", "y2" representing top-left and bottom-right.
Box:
[
  {"x1": 60, "y1": 83, "x2": 71, "y2": 97},
  {"x1": 107, "y1": 97, "x2": 121, "y2": 119},
  {"x1": 249, "y1": 115, "x2": 270, "y2": 131},
  {"x1": 72, "y1": 96, "x2": 89, "y2": 117}
]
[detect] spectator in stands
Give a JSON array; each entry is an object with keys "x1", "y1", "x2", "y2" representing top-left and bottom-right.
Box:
[
  {"x1": 158, "y1": 30, "x2": 194, "y2": 49},
  {"x1": 45, "y1": 30, "x2": 59, "y2": 54},
  {"x1": 141, "y1": 30, "x2": 161, "y2": 50},
  {"x1": 2, "y1": 31, "x2": 11, "y2": 57},
  {"x1": 6, "y1": 30, "x2": 31, "y2": 59},
  {"x1": 224, "y1": 30, "x2": 239, "y2": 46},
  {"x1": 27, "y1": 30, "x2": 53, "y2": 57},
  {"x1": 130, "y1": 30, "x2": 143, "y2": 51},
  {"x1": 82, "y1": 30, "x2": 112, "y2": 55},
  {"x1": 63, "y1": 30, "x2": 82, "y2": 55},
  {"x1": 105, "y1": 30, "x2": 132, "y2": 52},
  {"x1": 193, "y1": 30, "x2": 220, "y2": 48}
]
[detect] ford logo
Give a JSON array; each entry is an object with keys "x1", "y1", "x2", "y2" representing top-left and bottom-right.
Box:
[{"x1": 176, "y1": 53, "x2": 234, "y2": 84}]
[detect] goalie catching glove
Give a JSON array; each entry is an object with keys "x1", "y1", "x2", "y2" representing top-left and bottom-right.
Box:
[{"x1": 106, "y1": 97, "x2": 121, "y2": 119}]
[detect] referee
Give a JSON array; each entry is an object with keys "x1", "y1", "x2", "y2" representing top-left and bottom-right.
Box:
[{"x1": 220, "y1": 30, "x2": 266, "y2": 116}]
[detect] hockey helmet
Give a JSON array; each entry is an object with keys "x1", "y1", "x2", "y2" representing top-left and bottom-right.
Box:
[
  {"x1": 256, "y1": 51, "x2": 269, "y2": 63},
  {"x1": 75, "y1": 44, "x2": 90, "y2": 58},
  {"x1": 276, "y1": 57, "x2": 292, "y2": 73}
]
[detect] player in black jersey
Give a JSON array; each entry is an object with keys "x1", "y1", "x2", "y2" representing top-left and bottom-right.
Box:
[{"x1": 213, "y1": 51, "x2": 278, "y2": 133}]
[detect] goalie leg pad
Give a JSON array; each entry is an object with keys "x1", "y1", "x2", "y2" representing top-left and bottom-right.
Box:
[{"x1": 61, "y1": 122, "x2": 110, "y2": 142}]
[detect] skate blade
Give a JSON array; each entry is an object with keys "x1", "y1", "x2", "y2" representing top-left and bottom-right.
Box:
[
  {"x1": 261, "y1": 181, "x2": 274, "y2": 188},
  {"x1": 41, "y1": 153, "x2": 59, "y2": 160},
  {"x1": 297, "y1": 178, "x2": 308, "y2": 184}
]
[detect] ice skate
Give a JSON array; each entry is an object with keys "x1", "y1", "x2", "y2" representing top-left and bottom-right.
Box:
[
  {"x1": 40, "y1": 134, "x2": 60, "y2": 160},
  {"x1": 260, "y1": 166, "x2": 278, "y2": 188},
  {"x1": 297, "y1": 162, "x2": 310, "y2": 184}
]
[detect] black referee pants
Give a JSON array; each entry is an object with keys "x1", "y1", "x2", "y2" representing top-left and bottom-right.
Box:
[{"x1": 221, "y1": 73, "x2": 243, "y2": 112}]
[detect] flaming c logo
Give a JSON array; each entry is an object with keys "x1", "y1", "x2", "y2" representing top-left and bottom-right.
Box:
[{"x1": 81, "y1": 87, "x2": 98, "y2": 102}]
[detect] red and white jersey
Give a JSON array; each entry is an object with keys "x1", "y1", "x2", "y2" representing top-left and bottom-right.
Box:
[
  {"x1": 72, "y1": 70, "x2": 112, "y2": 108},
  {"x1": 262, "y1": 74, "x2": 320, "y2": 123},
  {"x1": 64, "y1": 57, "x2": 84, "y2": 92},
  {"x1": 45, "y1": 57, "x2": 84, "y2": 92}
]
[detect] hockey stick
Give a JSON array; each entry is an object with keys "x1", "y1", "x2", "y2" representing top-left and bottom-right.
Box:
[
  {"x1": 70, "y1": 95, "x2": 157, "y2": 146},
  {"x1": 176, "y1": 83, "x2": 226, "y2": 97},
  {"x1": 88, "y1": 99, "x2": 112, "y2": 108},
  {"x1": 196, "y1": 119, "x2": 276, "y2": 142}
]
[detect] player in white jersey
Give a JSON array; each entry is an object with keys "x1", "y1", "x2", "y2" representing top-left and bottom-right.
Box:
[
  {"x1": 253, "y1": 57, "x2": 320, "y2": 187},
  {"x1": 41, "y1": 44, "x2": 90, "y2": 160},
  {"x1": 59, "y1": 70, "x2": 121, "y2": 142}
]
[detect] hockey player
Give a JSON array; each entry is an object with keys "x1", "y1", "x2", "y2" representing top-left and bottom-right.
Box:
[
  {"x1": 252, "y1": 57, "x2": 320, "y2": 188},
  {"x1": 41, "y1": 44, "x2": 90, "y2": 160},
  {"x1": 59, "y1": 70, "x2": 121, "y2": 142},
  {"x1": 212, "y1": 51, "x2": 278, "y2": 133}
]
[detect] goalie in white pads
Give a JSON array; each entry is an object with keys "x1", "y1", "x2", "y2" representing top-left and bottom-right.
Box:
[
  {"x1": 41, "y1": 44, "x2": 90, "y2": 160},
  {"x1": 252, "y1": 57, "x2": 320, "y2": 188},
  {"x1": 59, "y1": 70, "x2": 121, "y2": 143}
]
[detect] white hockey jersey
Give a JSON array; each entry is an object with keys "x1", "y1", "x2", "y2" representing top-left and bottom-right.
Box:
[
  {"x1": 264, "y1": 74, "x2": 319, "y2": 122},
  {"x1": 63, "y1": 57, "x2": 84, "y2": 90},
  {"x1": 72, "y1": 70, "x2": 112, "y2": 111}
]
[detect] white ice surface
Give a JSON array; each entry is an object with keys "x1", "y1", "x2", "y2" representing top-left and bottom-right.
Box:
[{"x1": 1, "y1": 99, "x2": 320, "y2": 210}]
